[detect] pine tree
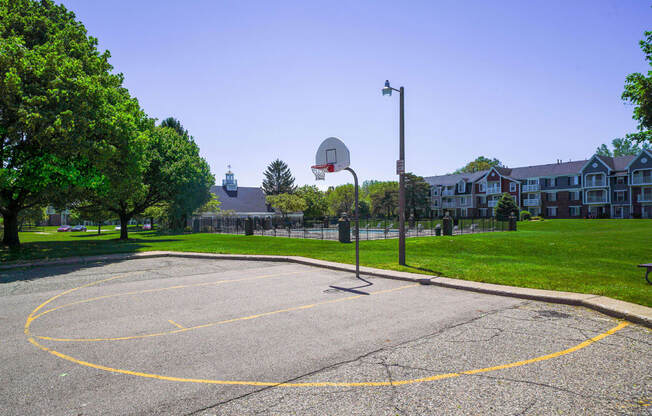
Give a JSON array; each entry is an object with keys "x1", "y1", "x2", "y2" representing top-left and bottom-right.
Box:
[
  {"x1": 495, "y1": 193, "x2": 518, "y2": 221},
  {"x1": 262, "y1": 159, "x2": 296, "y2": 195}
]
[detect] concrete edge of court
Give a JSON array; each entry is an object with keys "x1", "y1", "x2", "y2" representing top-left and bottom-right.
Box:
[{"x1": 3, "y1": 250, "x2": 651, "y2": 328}]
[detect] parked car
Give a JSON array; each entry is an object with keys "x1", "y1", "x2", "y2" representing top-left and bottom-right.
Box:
[
  {"x1": 143, "y1": 223, "x2": 152, "y2": 230},
  {"x1": 114, "y1": 225, "x2": 121, "y2": 231},
  {"x1": 71, "y1": 225, "x2": 87, "y2": 232},
  {"x1": 57, "y1": 225, "x2": 71, "y2": 232}
]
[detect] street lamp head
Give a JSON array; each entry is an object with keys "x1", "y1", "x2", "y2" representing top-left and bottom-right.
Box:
[{"x1": 382, "y1": 80, "x2": 392, "y2": 96}]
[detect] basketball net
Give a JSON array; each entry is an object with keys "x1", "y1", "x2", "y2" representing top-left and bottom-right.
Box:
[{"x1": 311, "y1": 164, "x2": 333, "y2": 181}]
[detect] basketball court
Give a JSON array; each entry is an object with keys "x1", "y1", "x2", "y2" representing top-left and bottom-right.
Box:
[{"x1": 1, "y1": 257, "x2": 649, "y2": 415}]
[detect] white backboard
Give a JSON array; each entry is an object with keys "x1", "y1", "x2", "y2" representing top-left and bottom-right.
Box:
[{"x1": 315, "y1": 137, "x2": 350, "y2": 172}]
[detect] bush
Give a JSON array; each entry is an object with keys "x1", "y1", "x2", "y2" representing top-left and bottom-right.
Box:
[
  {"x1": 520, "y1": 210, "x2": 532, "y2": 221},
  {"x1": 531, "y1": 216, "x2": 544, "y2": 221}
]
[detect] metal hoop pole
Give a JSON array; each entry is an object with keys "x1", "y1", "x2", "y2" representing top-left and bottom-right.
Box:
[{"x1": 345, "y1": 167, "x2": 360, "y2": 279}]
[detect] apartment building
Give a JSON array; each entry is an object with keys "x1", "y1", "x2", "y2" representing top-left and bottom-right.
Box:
[{"x1": 425, "y1": 149, "x2": 652, "y2": 219}]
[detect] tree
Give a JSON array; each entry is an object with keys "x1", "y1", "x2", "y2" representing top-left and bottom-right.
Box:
[
  {"x1": 454, "y1": 156, "x2": 503, "y2": 174},
  {"x1": 368, "y1": 182, "x2": 399, "y2": 218},
  {"x1": 159, "y1": 120, "x2": 214, "y2": 231},
  {"x1": 17, "y1": 205, "x2": 46, "y2": 229},
  {"x1": 326, "y1": 184, "x2": 355, "y2": 216},
  {"x1": 160, "y1": 117, "x2": 188, "y2": 137},
  {"x1": 85, "y1": 122, "x2": 214, "y2": 240},
  {"x1": 193, "y1": 194, "x2": 221, "y2": 215},
  {"x1": 596, "y1": 137, "x2": 650, "y2": 157},
  {"x1": 0, "y1": 0, "x2": 125, "y2": 246},
  {"x1": 405, "y1": 173, "x2": 431, "y2": 219},
  {"x1": 622, "y1": 31, "x2": 652, "y2": 145},
  {"x1": 265, "y1": 193, "x2": 307, "y2": 219},
  {"x1": 262, "y1": 159, "x2": 296, "y2": 195},
  {"x1": 295, "y1": 185, "x2": 327, "y2": 219},
  {"x1": 70, "y1": 204, "x2": 114, "y2": 235},
  {"x1": 494, "y1": 193, "x2": 518, "y2": 221}
]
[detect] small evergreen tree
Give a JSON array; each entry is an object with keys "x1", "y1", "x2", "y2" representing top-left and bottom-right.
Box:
[
  {"x1": 495, "y1": 193, "x2": 518, "y2": 221},
  {"x1": 262, "y1": 159, "x2": 296, "y2": 195}
]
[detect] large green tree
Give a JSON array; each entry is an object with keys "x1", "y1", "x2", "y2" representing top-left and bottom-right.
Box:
[
  {"x1": 367, "y1": 181, "x2": 398, "y2": 218},
  {"x1": 158, "y1": 119, "x2": 214, "y2": 230},
  {"x1": 0, "y1": 0, "x2": 123, "y2": 246},
  {"x1": 454, "y1": 156, "x2": 503, "y2": 174},
  {"x1": 295, "y1": 185, "x2": 327, "y2": 219},
  {"x1": 326, "y1": 184, "x2": 355, "y2": 217},
  {"x1": 622, "y1": 31, "x2": 652, "y2": 145},
  {"x1": 265, "y1": 193, "x2": 307, "y2": 220},
  {"x1": 405, "y1": 173, "x2": 431, "y2": 219},
  {"x1": 84, "y1": 122, "x2": 214, "y2": 240},
  {"x1": 262, "y1": 159, "x2": 295, "y2": 195}
]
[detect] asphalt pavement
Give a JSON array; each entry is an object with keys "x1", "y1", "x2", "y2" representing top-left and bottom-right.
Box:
[{"x1": 0, "y1": 257, "x2": 649, "y2": 415}]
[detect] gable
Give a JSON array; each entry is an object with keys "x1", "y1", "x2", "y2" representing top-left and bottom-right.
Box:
[
  {"x1": 627, "y1": 149, "x2": 652, "y2": 172},
  {"x1": 581, "y1": 156, "x2": 610, "y2": 174}
]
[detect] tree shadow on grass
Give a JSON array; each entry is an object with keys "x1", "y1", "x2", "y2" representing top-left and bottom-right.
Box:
[{"x1": 0, "y1": 238, "x2": 183, "y2": 284}]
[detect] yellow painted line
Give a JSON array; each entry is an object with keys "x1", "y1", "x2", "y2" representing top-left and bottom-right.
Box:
[
  {"x1": 24, "y1": 273, "x2": 129, "y2": 336},
  {"x1": 26, "y1": 321, "x2": 629, "y2": 387},
  {"x1": 168, "y1": 320, "x2": 184, "y2": 329},
  {"x1": 34, "y1": 284, "x2": 419, "y2": 342},
  {"x1": 30, "y1": 271, "x2": 303, "y2": 322}
]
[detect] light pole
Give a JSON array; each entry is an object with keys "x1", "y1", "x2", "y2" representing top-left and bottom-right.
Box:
[{"x1": 382, "y1": 80, "x2": 406, "y2": 266}]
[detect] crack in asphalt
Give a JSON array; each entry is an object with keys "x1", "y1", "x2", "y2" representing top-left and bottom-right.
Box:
[{"x1": 182, "y1": 304, "x2": 522, "y2": 415}]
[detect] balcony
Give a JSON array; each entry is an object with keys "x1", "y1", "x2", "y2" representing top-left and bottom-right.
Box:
[
  {"x1": 442, "y1": 189, "x2": 455, "y2": 196},
  {"x1": 486, "y1": 186, "x2": 501, "y2": 195},
  {"x1": 442, "y1": 202, "x2": 456, "y2": 208},
  {"x1": 487, "y1": 200, "x2": 498, "y2": 208},
  {"x1": 523, "y1": 184, "x2": 540, "y2": 192},
  {"x1": 632, "y1": 175, "x2": 652, "y2": 185},
  {"x1": 585, "y1": 194, "x2": 608, "y2": 204},
  {"x1": 459, "y1": 199, "x2": 472, "y2": 207},
  {"x1": 584, "y1": 178, "x2": 606, "y2": 188},
  {"x1": 523, "y1": 198, "x2": 540, "y2": 207},
  {"x1": 638, "y1": 192, "x2": 652, "y2": 203}
]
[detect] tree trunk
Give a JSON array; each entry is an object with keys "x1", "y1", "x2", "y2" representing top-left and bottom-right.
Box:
[
  {"x1": 97, "y1": 219, "x2": 102, "y2": 236},
  {"x1": 2, "y1": 210, "x2": 20, "y2": 247},
  {"x1": 119, "y1": 213, "x2": 130, "y2": 240},
  {"x1": 150, "y1": 217, "x2": 154, "y2": 230}
]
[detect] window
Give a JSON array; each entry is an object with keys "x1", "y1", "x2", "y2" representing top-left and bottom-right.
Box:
[
  {"x1": 570, "y1": 191, "x2": 580, "y2": 201},
  {"x1": 548, "y1": 192, "x2": 557, "y2": 202},
  {"x1": 546, "y1": 207, "x2": 557, "y2": 217},
  {"x1": 460, "y1": 197, "x2": 466, "y2": 206},
  {"x1": 458, "y1": 183, "x2": 465, "y2": 193},
  {"x1": 569, "y1": 206, "x2": 580, "y2": 217},
  {"x1": 614, "y1": 191, "x2": 626, "y2": 203},
  {"x1": 572, "y1": 176, "x2": 579, "y2": 185},
  {"x1": 509, "y1": 182, "x2": 517, "y2": 192},
  {"x1": 433, "y1": 200, "x2": 439, "y2": 207},
  {"x1": 550, "y1": 178, "x2": 556, "y2": 187},
  {"x1": 479, "y1": 183, "x2": 486, "y2": 192}
]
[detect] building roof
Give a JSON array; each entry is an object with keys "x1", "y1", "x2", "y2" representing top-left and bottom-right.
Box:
[
  {"x1": 424, "y1": 155, "x2": 636, "y2": 187},
  {"x1": 424, "y1": 170, "x2": 488, "y2": 186},
  {"x1": 597, "y1": 155, "x2": 636, "y2": 171},
  {"x1": 209, "y1": 185, "x2": 272, "y2": 213}
]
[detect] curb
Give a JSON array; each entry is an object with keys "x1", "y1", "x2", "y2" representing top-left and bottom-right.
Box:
[{"x1": 2, "y1": 251, "x2": 651, "y2": 328}]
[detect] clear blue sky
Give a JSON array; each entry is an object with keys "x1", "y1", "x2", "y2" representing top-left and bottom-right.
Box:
[{"x1": 62, "y1": 0, "x2": 651, "y2": 189}]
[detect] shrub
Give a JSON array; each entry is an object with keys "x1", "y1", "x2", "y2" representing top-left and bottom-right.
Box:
[
  {"x1": 494, "y1": 193, "x2": 518, "y2": 221},
  {"x1": 520, "y1": 210, "x2": 532, "y2": 221},
  {"x1": 531, "y1": 216, "x2": 544, "y2": 221}
]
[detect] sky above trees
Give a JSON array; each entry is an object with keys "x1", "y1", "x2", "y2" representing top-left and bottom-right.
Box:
[{"x1": 62, "y1": 0, "x2": 652, "y2": 189}]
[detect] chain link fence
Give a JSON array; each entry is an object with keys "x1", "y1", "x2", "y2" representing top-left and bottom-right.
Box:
[{"x1": 189, "y1": 215, "x2": 510, "y2": 241}]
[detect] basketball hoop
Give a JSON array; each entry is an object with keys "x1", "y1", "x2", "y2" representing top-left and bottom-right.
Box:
[{"x1": 311, "y1": 164, "x2": 334, "y2": 181}]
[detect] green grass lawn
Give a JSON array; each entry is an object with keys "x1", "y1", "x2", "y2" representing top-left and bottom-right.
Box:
[{"x1": 2, "y1": 220, "x2": 651, "y2": 307}]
